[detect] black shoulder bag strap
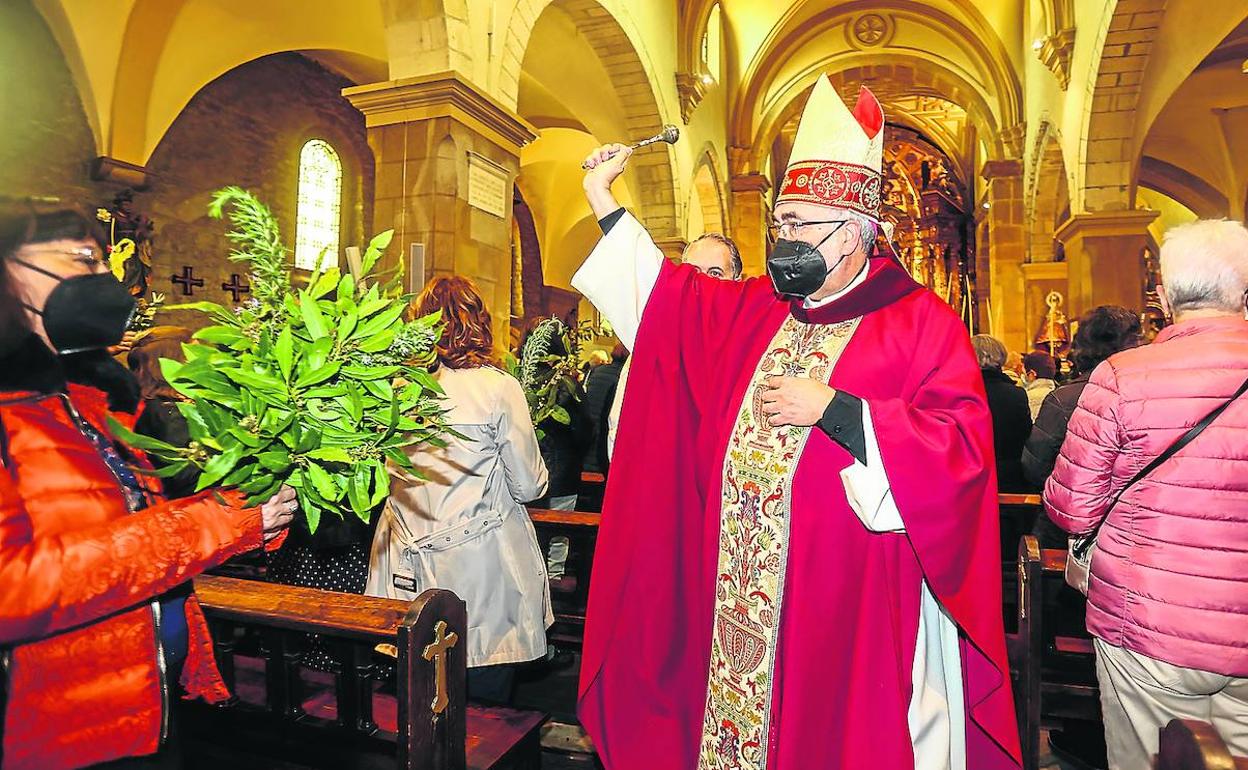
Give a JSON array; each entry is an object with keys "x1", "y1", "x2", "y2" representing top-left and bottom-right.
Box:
[{"x1": 1073, "y1": 370, "x2": 1248, "y2": 558}]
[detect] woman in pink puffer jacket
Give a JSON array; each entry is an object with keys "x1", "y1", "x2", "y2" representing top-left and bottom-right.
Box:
[{"x1": 1045, "y1": 219, "x2": 1248, "y2": 770}]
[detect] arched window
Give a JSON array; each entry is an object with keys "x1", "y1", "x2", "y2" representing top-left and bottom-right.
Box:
[
  {"x1": 701, "y1": 4, "x2": 722, "y2": 83},
  {"x1": 294, "y1": 139, "x2": 343, "y2": 271}
]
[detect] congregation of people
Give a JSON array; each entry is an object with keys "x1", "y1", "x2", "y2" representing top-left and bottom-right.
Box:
[{"x1": 2, "y1": 183, "x2": 1247, "y2": 770}]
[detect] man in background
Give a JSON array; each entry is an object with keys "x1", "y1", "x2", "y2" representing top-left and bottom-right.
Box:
[{"x1": 1021, "y1": 351, "x2": 1057, "y2": 420}]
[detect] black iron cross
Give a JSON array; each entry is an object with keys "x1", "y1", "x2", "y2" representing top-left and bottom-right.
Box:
[
  {"x1": 222, "y1": 273, "x2": 251, "y2": 303},
  {"x1": 171, "y1": 265, "x2": 204, "y2": 296}
]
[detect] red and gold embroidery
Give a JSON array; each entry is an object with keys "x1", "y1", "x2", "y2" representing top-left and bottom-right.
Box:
[
  {"x1": 777, "y1": 160, "x2": 882, "y2": 217},
  {"x1": 698, "y1": 314, "x2": 860, "y2": 770}
]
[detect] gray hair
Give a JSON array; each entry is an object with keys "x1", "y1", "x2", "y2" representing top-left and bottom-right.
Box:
[
  {"x1": 831, "y1": 209, "x2": 879, "y2": 253},
  {"x1": 1160, "y1": 219, "x2": 1248, "y2": 315},
  {"x1": 687, "y1": 232, "x2": 743, "y2": 279},
  {"x1": 970, "y1": 334, "x2": 1008, "y2": 370}
]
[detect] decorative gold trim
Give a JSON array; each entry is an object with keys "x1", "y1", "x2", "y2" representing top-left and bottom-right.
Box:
[{"x1": 698, "y1": 315, "x2": 861, "y2": 769}]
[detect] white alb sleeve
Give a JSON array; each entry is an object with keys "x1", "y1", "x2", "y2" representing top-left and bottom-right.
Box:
[
  {"x1": 570, "y1": 211, "x2": 664, "y2": 351},
  {"x1": 839, "y1": 401, "x2": 905, "y2": 532}
]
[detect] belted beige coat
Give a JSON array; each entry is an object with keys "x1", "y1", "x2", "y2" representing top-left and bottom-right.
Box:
[{"x1": 366, "y1": 365, "x2": 552, "y2": 667}]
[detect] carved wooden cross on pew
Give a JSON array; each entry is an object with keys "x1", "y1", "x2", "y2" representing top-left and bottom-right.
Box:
[{"x1": 421, "y1": 620, "x2": 459, "y2": 716}]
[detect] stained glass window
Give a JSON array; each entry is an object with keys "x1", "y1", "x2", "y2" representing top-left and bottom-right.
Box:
[{"x1": 294, "y1": 139, "x2": 343, "y2": 271}]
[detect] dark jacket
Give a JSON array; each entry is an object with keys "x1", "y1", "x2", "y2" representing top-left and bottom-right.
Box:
[
  {"x1": 981, "y1": 367, "x2": 1032, "y2": 492},
  {"x1": 581, "y1": 360, "x2": 624, "y2": 473},
  {"x1": 537, "y1": 380, "x2": 588, "y2": 501},
  {"x1": 1022, "y1": 376, "x2": 1090, "y2": 548},
  {"x1": 1022, "y1": 375, "x2": 1091, "y2": 490}
]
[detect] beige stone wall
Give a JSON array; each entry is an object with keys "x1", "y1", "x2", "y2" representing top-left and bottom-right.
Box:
[{"x1": 348, "y1": 75, "x2": 535, "y2": 347}]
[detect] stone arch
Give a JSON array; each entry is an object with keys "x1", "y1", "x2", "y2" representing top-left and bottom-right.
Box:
[
  {"x1": 1137, "y1": 157, "x2": 1229, "y2": 219},
  {"x1": 107, "y1": 0, "x2": 385, "y2": 168},
  {"x1": 500, "y1": 0, "x2": 679, "y2": 238},
  {"x1": 687, "y1": 147, "x2": 727, "y2": 239},
  {"x1": 29, "y1": 0, "x2": 103, "y2": 153},
  {"x1": 1078, "y1": 0, "x2": 1167, "y2": 212},
  {"x1": 731, "y1": 0, "x2": 1023, "y2": 174},
  {"x1": 1026, "y1": 121, "x2": 1072, "y2": 263}
]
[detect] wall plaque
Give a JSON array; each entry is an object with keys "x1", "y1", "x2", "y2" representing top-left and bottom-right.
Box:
[{"x1": 467, "y1": 152, "x2": 509, "y2": 218}]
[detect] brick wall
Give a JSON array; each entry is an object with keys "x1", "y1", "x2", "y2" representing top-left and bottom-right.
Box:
[{"x1": 136, "y1": 53, "x2": 374, "y2": 329}]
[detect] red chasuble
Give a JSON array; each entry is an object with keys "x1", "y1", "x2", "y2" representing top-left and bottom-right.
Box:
[{"x1": 578, "y1": 256, "x2": 1021, "y2": 769}]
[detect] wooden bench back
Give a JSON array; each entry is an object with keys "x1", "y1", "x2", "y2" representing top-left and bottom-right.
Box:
[
  {"x1": 1157, "y1": 719, "x2": 1247, "y2": 770},
  {"x1": 191, "y1": 575, "x2": 468, "y2": 770},
  {"x1": 528, "y1": 507, "x2": 600, "y2": 650},
  {"x1": 1008, "y1": 534, "x2": 1100, "y2": 770}
]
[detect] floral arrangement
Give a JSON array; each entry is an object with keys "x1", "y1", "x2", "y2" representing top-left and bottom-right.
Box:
[
  {"x1": 507, "y1": 317, "x2": 581, "y2": 438},
  {"x1": 109, "y1": 187, "x2": 446, "y2": 532}
]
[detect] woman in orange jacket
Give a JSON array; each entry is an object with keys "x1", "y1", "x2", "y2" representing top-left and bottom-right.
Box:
[{"x1": 0, "y1": 207, "x2": 295, "y2": 769}]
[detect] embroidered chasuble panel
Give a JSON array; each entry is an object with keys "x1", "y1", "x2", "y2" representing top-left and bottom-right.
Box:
[{"x1": 699, "y1": 314, "x2": 861, "y2": 770}]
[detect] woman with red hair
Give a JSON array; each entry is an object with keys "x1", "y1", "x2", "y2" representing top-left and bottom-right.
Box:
[{"x1": 365, "y1": 276, "x2": 551, "y2": 703}]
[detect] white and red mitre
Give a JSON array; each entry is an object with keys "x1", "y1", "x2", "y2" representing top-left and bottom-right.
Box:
[{"x1": 776, "y1": 76, "x2": 885, "y2": 220}]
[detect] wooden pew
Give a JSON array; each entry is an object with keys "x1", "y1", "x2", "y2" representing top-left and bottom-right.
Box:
[
  {"x1": 1157, "y1": 719, "x2": 1248, "y2": 770},
  {"x1": 1007, "y1": 535, "x2": 1100, "y2": 770},
  {"x1": 182, "y1": 575, "x2": 545, "y2": 770},
  {"x1": 528, "y1": 508, "x2": 600, "y2": 650}
]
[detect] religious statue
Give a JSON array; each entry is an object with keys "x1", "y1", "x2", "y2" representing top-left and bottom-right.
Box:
[
  {"x1": 97, "y1": 189, "x2": 154, "y2": 297},
  {"x1": 1034, "y1": 290, "x2": 1070, "y2": 357}
]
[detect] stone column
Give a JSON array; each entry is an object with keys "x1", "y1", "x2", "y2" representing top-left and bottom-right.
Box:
[
  {"x1": 729, "y1": 173, "x2": 771, "y2": 277},
  {"x1": 1055, "y1": 210, "x2": 1157, "y2": 318},
  {"x1": 980, "y1": 159, "x2": 1027, "y2": 351},
  {"x1": 344, "y1": 73, "x2": 536, "y2": 345},
  {"x1": 1020, "y1": 261, "x2": 1069, "y2": 351}
]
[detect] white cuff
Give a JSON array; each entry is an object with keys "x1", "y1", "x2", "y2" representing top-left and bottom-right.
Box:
[{"x1": 839, "y1": 402, "x2": 904, "y2": 532}]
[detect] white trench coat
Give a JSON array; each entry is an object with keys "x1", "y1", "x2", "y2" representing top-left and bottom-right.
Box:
[{"x1": 366, "y1": 365, "x2": 553, "y2": 667}]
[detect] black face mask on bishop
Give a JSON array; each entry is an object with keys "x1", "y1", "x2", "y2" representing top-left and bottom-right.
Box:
[
  {"x1": 11, "y1": 258, "x2": 136, "y2": 354},
  {"x1": 766, "y1": 223, "x2": 847, "y2": 298}
]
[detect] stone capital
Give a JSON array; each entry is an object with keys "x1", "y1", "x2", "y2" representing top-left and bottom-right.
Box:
[
  {"x1": 675, "y1": 72, "x2": 708, "y2": 125},
  {"x1": 1020, "y1": 261, "x2": 1068, "y2": 281},
  {"x1": 653, "y1": 237, "x2": 688, "y2": 261},
  {"x1": 997, "y1": 124, "x2": 1026, "y2": 160},
  {"x1": 730, "y1": 172, "x2": 771, "y2": 194},
  {"x1": 1038, "y1": 28, "x2": 1075, "y2": 91},
  {"x1": 980, "y1": 159, "x2": 1023, "y2": 181},
  {"x1": 91, "y1": 157, "x2": 148, "y2": 188},
  {"x1": 1055, "y1": 209, "x2": 1158, "y2": 243},
  {"x1": 344, "y1": 72, "x2": 536, "y2": 155}
]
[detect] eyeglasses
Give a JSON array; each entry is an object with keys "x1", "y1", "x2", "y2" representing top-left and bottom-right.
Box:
[
  {"x1": 21, "y1": 245, "x2": 104, "y2": 266},
  {"x1": 766, "y1": 219, "x2": 848, "y2": 244}
]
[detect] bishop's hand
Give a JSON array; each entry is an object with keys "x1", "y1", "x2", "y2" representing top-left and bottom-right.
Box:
[
  {"x1": 761, "y1": 376, "x2": 836, "y2": 427},
  {"x1": 582, "y1": 144, "x2": 632, "y2": 219}
]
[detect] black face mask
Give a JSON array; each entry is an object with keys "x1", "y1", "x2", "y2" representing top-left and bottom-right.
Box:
[
  {"x1": 11, "y1": 258, "x2": 136, "y2": 354},
  {"x1": 767, "y1": 224, "x2": 850, "y2": 298}
]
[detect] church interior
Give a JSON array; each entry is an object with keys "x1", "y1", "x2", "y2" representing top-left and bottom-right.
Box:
[{"x1": 2, "y1": 1, "x2": 1248, "y2": 769}]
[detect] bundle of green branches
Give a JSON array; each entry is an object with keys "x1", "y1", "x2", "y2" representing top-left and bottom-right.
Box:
[
  {"x1": 506, "y1": 317, "x2": 582, "y2": 439},
  {"x1": 109, "y1": 187, "x2": 445, "y2": 533}
]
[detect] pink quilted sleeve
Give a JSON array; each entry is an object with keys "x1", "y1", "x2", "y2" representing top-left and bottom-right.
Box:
[{"x1": 1043, "y1": 361, "x2": 1125, "y2": 537}]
